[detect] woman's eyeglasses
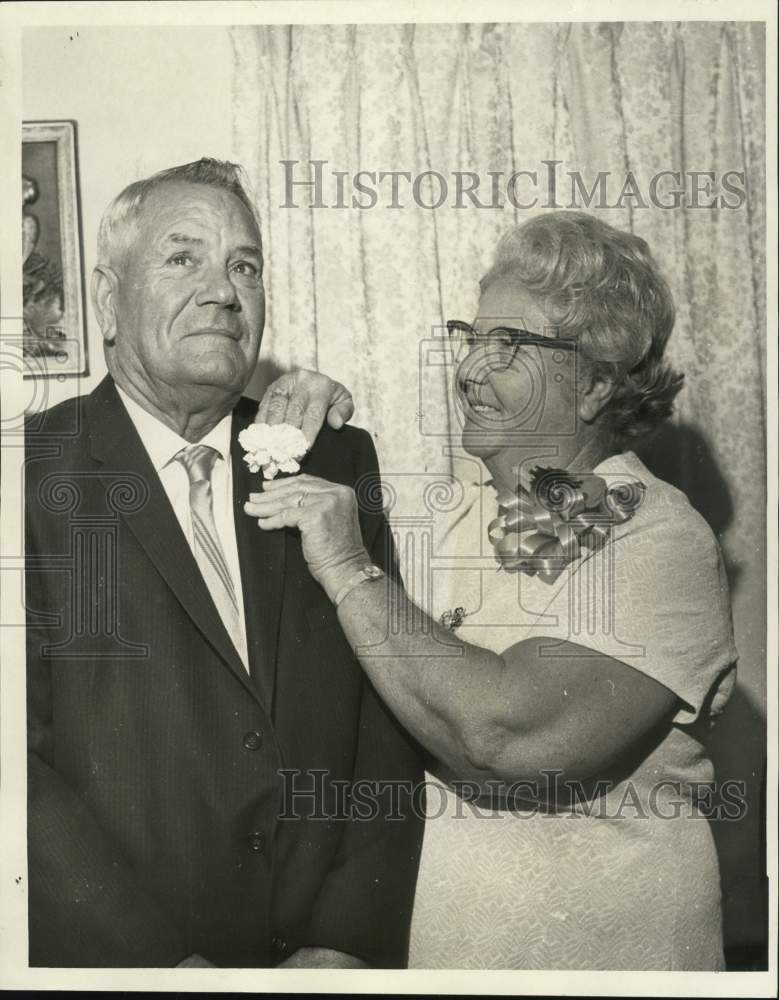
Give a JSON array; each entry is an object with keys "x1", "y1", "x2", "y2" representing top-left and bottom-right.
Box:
[{"x1": 446, "y1": 319, "x2": 578, "y2": 363}]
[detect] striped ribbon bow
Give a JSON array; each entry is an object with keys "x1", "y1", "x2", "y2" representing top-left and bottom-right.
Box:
[{"x1": 487, "y1": 467, "x2": 645, "y2": 584}]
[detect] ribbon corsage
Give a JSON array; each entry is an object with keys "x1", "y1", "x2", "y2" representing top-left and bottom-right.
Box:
[{"x1": 487, "y1": 467, "x2": 646, "y2": 584}]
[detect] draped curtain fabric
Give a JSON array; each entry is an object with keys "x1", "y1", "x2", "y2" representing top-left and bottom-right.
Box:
[{"x1": 231, "y1": 21, "x2": 766, "y2": 953}]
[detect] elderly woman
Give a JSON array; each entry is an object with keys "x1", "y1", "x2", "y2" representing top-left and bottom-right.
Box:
[{"x1": 248, "y1": 211, "x2": 737, "y2": 970}]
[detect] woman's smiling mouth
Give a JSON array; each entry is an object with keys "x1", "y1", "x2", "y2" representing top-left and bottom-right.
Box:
[{"x1": 461, "y1": 388, "x2": 501, "y2": 414}]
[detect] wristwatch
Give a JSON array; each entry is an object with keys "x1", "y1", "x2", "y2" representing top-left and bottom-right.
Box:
[{"x1": 332, "y1": 564, "x2": 385, "y2": 607}]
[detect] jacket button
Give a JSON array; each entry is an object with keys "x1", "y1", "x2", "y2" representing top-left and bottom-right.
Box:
[
  {"x1": 247, "y1": 832, "x2": 265, "y2": 853},
  {"x1": 271, "y1": 934, "x2": 287, "y2": 955},
  {"x1": 243, "y1": 730, "x2": 262, "y2": 751}
]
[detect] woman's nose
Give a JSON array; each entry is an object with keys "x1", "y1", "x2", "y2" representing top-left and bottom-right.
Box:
[{"x1": 458, "y1": 347, "x2": 510, "y2": 386}]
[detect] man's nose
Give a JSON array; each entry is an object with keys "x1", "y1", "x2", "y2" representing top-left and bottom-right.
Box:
[{"x1": 195, "y1": 266, "x2": 239, "y2": 309}]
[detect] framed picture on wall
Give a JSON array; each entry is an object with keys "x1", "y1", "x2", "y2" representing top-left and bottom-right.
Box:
[{"x1": 22, "y1": 120, "x2": 88, "y2": 377}]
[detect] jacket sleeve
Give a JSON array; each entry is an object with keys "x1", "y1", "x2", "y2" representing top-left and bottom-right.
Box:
[
  {"x1": 26, "y1": 465, "x2": 191, "y2": 968},
  {"x1": 300, "y1": 429, "x2": 425, "y2": 967}
]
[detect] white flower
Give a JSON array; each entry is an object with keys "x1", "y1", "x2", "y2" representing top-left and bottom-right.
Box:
[{"x1": 238, "y1": 422, "x2": 309, "y2": 479}]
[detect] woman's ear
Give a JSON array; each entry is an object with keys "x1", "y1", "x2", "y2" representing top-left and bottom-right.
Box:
[
  {"x1": 91, "y1": 265, "x2": 120, "y2": 343},
  {"x1": 578, "y1": 376, "x2": 617, "y2": 424}
]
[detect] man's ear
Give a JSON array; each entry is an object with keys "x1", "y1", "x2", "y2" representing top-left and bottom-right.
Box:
[
  {"x1": 578, "y1": 376, "x2": 617, "y2": 424},
  {"x1": 91, "y1": 265, "x2": 120, "y2": 343}
]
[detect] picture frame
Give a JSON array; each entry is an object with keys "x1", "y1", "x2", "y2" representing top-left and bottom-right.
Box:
[{"x1": 22, "y1": 119, "x2": 88, "y2": 377}]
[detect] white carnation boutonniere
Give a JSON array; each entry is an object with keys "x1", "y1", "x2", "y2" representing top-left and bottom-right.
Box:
[{"x1": 238, "y1": 422, "x2": 309, "y2": 479}]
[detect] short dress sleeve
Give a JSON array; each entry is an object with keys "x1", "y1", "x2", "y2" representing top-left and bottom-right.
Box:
[{"x1": 534, "y1": 467, "x2": 738, "y2": 726}]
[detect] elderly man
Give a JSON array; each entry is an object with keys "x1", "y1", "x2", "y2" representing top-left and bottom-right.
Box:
[{"x1": 25, "y1": 158, "x2": 423, "y2": 969}]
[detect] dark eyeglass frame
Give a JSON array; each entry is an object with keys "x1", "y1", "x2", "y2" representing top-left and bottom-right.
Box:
[{"x1": 446, "y1": 319, "x2": 579, "y2": 355}]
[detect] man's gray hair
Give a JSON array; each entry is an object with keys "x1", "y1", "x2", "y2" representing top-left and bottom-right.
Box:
[{"x1": 96, "y1": 158, "x2": 261, "y2": 268}]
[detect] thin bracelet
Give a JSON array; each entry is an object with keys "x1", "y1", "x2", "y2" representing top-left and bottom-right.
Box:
[{"x1": 332, "y1": 564, "x2": 385, "y2": 607}]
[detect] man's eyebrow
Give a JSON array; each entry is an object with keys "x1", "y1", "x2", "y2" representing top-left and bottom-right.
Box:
[
  {"x1": 233, "y1": 244, "x2": 263, "y2": 258},
  {"x1": 165, "y1": 233, "x2": 205, "y2": 245},
  {"x1": 162, "y1": 234, "x2": 262, "y2": 258}
]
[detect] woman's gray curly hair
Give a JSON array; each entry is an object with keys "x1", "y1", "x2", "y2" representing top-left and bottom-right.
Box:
[{"x1": 481, "y1": 211, "x2": 684, "y2": 444}]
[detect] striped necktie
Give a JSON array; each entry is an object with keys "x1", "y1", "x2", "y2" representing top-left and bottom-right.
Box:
[{"x1": 176, "y1": 444, "x2": 248, "y2": 670}]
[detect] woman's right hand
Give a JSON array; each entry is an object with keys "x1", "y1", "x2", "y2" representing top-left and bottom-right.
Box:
[{"x1": 244, "y1": 473, "x2": 370, "y2": 600}]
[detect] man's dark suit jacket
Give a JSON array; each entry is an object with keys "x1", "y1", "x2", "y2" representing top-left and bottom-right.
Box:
[{"x1": 25, "y1": 375, "x2": 424, "y2": 968}]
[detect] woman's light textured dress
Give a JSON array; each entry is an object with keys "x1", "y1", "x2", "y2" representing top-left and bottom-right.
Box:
[{"x1": 408, "y1": 452, "x2": 736, "y2": 970}]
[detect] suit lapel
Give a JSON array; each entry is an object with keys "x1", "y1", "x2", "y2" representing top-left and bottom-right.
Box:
[
  {"x1": 86, "y1": 377, "x2": 260, "y2": 704},
  {"x1": 231, "y1": 403, "x2": 286, "y2": 715}
]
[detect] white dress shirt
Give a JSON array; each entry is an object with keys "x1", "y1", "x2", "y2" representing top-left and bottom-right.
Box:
[{"x1": 116, "y1": 385, "x2": 249, "y2": 671}]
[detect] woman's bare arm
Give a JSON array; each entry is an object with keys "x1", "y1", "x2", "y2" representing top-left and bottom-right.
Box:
[{"x1": 336, "y1": 574, "x2": 678, "y2": 787}]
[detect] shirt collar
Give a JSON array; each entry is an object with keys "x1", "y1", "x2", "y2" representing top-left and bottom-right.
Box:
[{"x1": 115, "y1": 384, "x2": 233, "y2": 473}]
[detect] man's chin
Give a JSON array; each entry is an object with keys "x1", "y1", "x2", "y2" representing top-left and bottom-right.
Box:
[{"x1": 184, "y1": 357, "x2": 253, "y2": 394}]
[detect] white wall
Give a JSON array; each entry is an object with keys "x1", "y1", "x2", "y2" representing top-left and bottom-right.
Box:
[{"x1": 22, "y1": 25, "x2": 238, "y2": 408}]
